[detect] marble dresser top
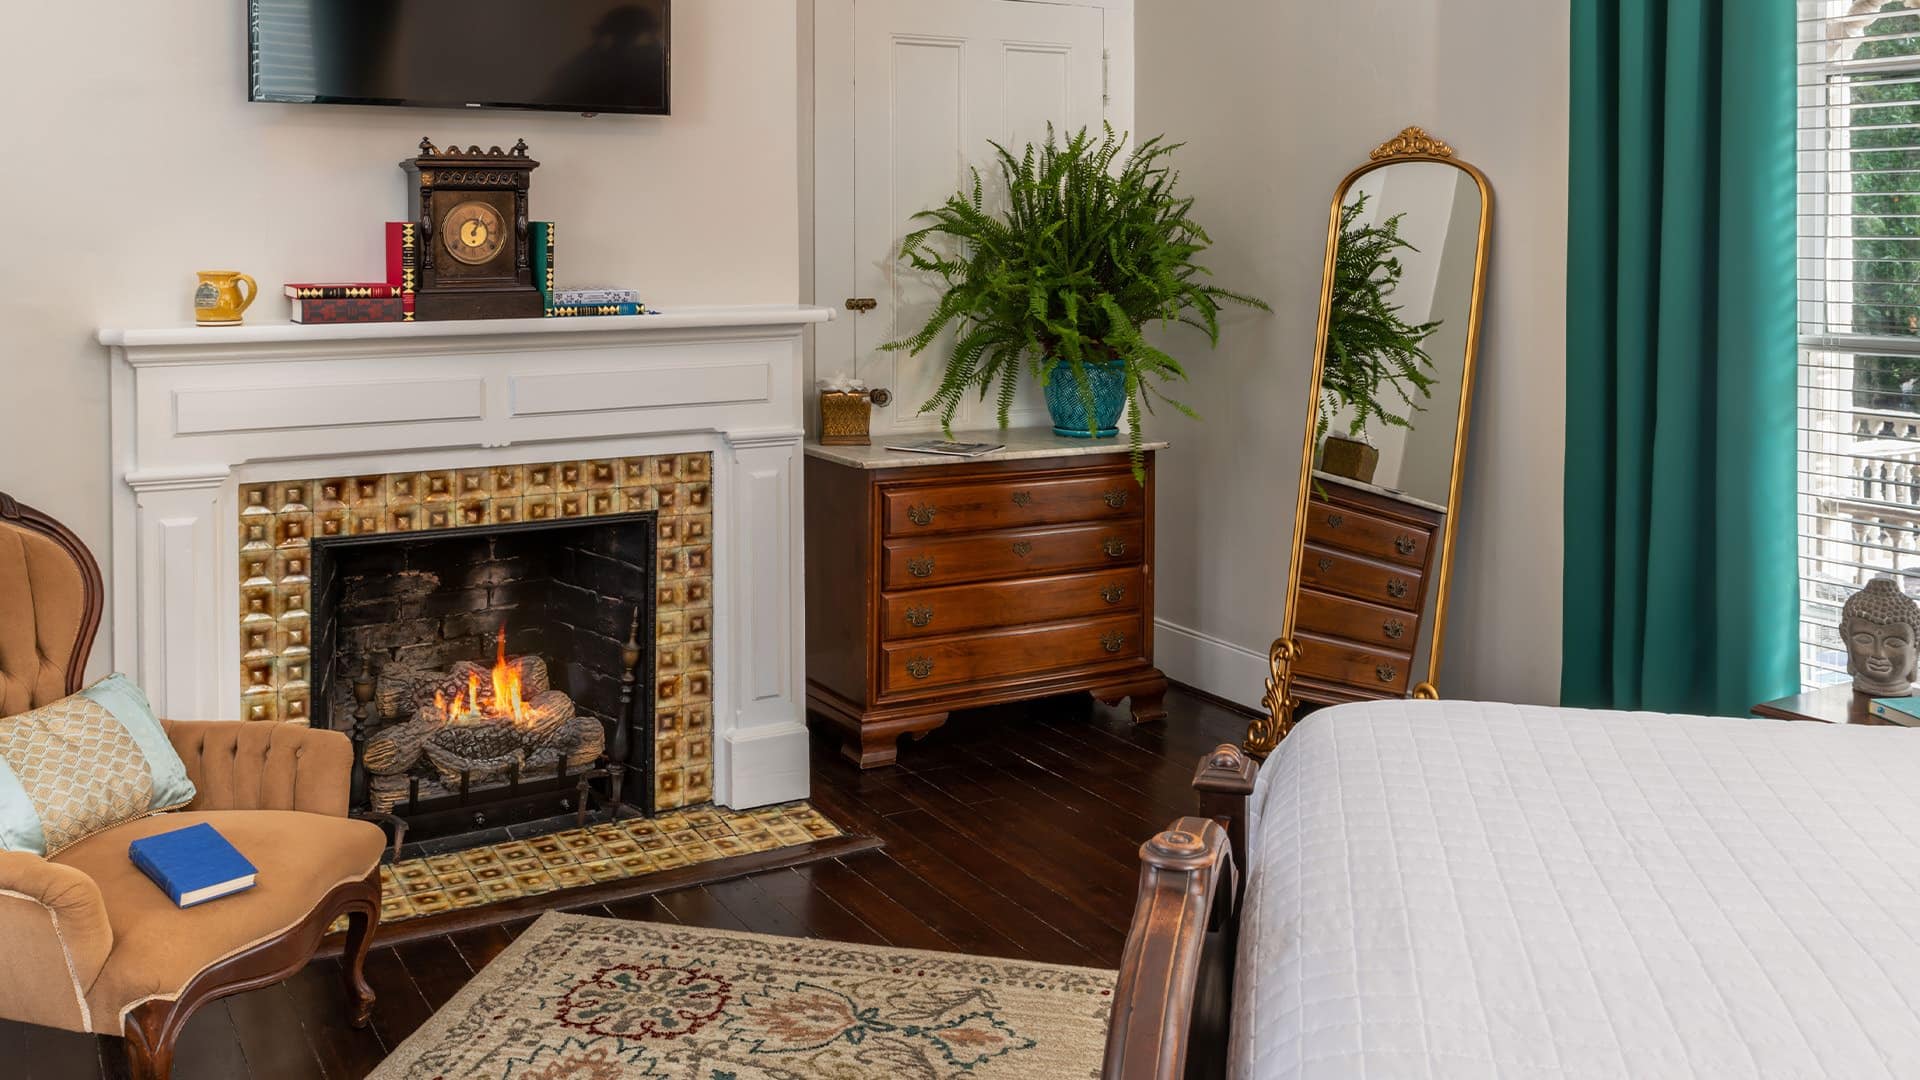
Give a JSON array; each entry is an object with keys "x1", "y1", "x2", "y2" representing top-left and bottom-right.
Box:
[
  {"x1": 806, "y1": 428, "x2": 1168, "y2": 469},
  {"x1": 1313, "y1": 469, "x2": 1449, "y2": 515}
]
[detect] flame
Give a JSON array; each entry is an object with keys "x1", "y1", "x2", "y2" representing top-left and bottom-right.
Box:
[
  {"x1": 491, "y1": 625, "x2": 526, "y2": 725},
  {"x1": 433, "y1": 625, "x2": 531, "y2": 726}
]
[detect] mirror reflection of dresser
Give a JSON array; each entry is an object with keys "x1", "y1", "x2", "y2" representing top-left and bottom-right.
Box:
[{"x1": 1251, "y1": 127, "x2": 1493, "y2": 755}]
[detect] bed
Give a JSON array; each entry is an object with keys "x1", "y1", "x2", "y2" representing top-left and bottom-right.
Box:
[{"x1": 1102, "y1": 699, "x2": 1920, "y2": 1078}]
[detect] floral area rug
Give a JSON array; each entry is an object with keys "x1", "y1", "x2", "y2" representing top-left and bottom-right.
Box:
[{"x1": 368, "y1": 911, "x2": 1117, "y2": 1079}]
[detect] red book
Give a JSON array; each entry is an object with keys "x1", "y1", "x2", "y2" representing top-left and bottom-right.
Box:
[
  {"x1": 283, "y1": 283, "x2": 401, "y2": 299},
  {"x1": 290, "y1": 297, "x2": 406, "y2": 324},
  {"x1": 385, "y1": 221, "x2": 419, "y2": 294}
]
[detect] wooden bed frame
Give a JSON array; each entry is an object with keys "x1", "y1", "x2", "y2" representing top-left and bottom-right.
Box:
[{"x1": 1102, "y1": 743, "x2": 1259, "y2": 1079}]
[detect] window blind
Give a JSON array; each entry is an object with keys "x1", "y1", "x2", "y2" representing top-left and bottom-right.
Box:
[{"x1": 1798, "y1": 1, "x2": 1920, "y2": 687}]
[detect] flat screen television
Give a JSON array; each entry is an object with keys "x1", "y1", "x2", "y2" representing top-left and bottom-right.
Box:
[{"x1": 249, "y1": 1, "x2": 670, "y2": 115}]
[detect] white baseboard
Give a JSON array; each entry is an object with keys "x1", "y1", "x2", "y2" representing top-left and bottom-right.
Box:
[{"x1": 1155, "y1": 618, "x2": 1268, "y2": 712}]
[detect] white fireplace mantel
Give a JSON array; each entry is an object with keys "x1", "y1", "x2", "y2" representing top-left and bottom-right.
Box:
[{"x1": 100, "y1": 305, "x2": 833, "y2": 809}]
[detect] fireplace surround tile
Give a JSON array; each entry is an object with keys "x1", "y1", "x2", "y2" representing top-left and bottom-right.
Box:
[{"x1": 242, "y1": 451, "x2": 715, "y2": 810}]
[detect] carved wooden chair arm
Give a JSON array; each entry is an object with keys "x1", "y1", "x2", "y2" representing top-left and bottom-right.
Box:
[{"x1": 1102, "y1": 817, "x2": 1235, "y2": 1080}]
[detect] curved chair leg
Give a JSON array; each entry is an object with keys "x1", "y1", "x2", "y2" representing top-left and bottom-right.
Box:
[
  {"x1": 340, "y1": 900, "x2": 379, "y2": 1027},
  {"x1": 118, "y1": 870, "x2": 383, "y2": 1080},
  {"x1": 123, "y1": 999, "x2": 179, "y2": 1080}
]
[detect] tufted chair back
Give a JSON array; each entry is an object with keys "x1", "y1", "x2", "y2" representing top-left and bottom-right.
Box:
[{"x1": 0, "y1": 493, "x2": 102, "y2": 717}]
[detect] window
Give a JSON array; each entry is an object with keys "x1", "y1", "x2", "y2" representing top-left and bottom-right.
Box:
[{"x1": 1799, "y1": 1, "x2": 1920, "y2": 687}]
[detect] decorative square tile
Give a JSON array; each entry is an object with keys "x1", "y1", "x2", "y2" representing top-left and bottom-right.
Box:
[{"x1": 314, "y1": 479, "x2": 352, "y2": 511}]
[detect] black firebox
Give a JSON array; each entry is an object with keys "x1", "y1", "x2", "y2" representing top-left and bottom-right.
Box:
[{"x1": 311, "y1": 514, "x2": 657, "y2": 840}]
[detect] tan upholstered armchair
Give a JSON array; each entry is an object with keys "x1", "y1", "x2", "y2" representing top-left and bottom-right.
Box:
[{"x1": 0, "y1": 492, "x2": 384, "y2": 1079}]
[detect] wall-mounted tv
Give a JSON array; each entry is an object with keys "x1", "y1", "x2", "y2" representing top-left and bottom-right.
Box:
[{"x1": 249, "y1": 1, "x2": 670, "y2": 115}]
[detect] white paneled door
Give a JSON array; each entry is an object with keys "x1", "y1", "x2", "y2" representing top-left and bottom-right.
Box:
[{"x1": 817, "y1": 0, "x2": 1110, "y2": 436}]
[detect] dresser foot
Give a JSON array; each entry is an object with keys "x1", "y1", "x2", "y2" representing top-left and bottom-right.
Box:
[
  {"x1": 1129, "y1": 686, "x2": 1169, "y2": 725},
  {"x1": 838, "y1": 712, "x2": 949, "y2": 769},
  {"x1": 1093, "y1": 673, "x2": 1169, "y2": 725}
]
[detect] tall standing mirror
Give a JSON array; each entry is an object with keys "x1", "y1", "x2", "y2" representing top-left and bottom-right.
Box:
[{"x1": 1250, "y1": 127, "x2": 1492, "y2": 755}]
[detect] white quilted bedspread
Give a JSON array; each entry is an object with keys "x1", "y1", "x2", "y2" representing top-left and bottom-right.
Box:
[{"x1": 1231, "y1": 700, "x2": 1920, "y2": 1079}]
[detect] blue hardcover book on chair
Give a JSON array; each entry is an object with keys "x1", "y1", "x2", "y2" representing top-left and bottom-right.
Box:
[{"x1": 128, "y1": 822, "x2": 258, "y2": 907}]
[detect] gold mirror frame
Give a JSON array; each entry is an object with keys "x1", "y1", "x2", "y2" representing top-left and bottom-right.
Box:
[{"x1": 1249, "y1": 127, "x2": 1493, "y2": 756}]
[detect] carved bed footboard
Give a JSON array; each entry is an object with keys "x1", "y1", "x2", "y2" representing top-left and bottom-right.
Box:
[{"x1": 1103, "y1": 745, "x2": 1260, "y2": 1080}]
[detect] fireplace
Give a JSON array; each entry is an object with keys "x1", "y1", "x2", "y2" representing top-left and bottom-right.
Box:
[
  {"x1": 103, "y1": 306, "x2": 823, "y2": 814},
  {"x1": 311, "y1": 513, "x2": 657, "y2": 834},
  {"x1": 236, "y1": 454, "x2": 718, "y2": 827}
]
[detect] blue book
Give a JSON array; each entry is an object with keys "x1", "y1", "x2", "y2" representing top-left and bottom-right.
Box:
[
  {"x1": 128, "y1": 823, "x2": 258, "y2": 907},
  {"x1": 544, "y1": 301, "x2": 648, "y2": 318},
  {"x1": 1870, "y1": 697, "x2": 1920, "y2": 727}
]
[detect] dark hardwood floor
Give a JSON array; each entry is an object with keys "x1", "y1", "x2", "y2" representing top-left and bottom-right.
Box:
[{"x1": 10, "y1": 687, "x2": 1246, "y2": 1079}]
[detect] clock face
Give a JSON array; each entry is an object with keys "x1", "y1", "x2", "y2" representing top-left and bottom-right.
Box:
[{"x1": 441, "y1": 200, "x2": 507, "y2": 266}]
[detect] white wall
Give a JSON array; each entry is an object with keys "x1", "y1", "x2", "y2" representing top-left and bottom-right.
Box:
[
  {"x1": 0, "y1": 1, "x2": 802, "y2": 678},
  {"x1": 1137, "y1": 0, "x2": 1569, "y2": 707}
]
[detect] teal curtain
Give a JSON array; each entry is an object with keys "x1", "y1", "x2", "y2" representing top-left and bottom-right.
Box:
[{"x1": 1562, "y1": 0, "x2": 1798, "y2": 716}]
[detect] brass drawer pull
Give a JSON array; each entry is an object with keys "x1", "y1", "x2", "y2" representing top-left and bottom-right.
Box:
[
  {"x1": 1104, "y1": 489, "x2": 1129, "y2": 509},
  {"x1": 1101, "y1": 583, "x2": 1126, "y2": 604},
  {"x1": 1326, "y1": 513, "x2": 1344, "y2": 528},
  {"x1": 1103, "y1": 537, "x2": 1128, "y2": 558},
  {"x1": 1012, "y1": 540, "x2": 1033, "y2": 557},
  {"x1": 906, "y1": 657, "x2": 934, "y2": 680},
  {"x1": 1011, "y1": 491, "x2": 1033, "y2": 508},
  {"x1": 1317, "y1": 557, "x2": 1333, "y2": 572},
  {"x1": 1101, "y1": 631, "x2": 1126, "y2": 654},
  {"x1": 907, "y1": 556, "x2": 935, "y2": 579},
  {"x1": 907, "y1": 504, "x2": 937, "y2": 526},
  {"x1": 1395, "y1": 534, "x2": 1417, "y2": 556},
  {"x1": 1376, "y1": 664, "x2": 1398, "y2": 684},
  {"x1": 906, "y1": 606, "x2": 933, "y2": 628},
  {"x1": 1382, "y1": 619, "x2": 1405, "y2": 640},
  {"x1": 1386, "y1": 577, "x2": 1408, "y2": 599}
]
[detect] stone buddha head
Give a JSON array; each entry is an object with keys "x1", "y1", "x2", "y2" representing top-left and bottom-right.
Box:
[{"x1": 1842, "y1": 576, "x2": 1920, "y2": 696}]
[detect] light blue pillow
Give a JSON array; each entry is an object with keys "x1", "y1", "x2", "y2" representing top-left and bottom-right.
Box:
[{"x1": 0, "y1": 674, "x2": 196, "y2": 855}]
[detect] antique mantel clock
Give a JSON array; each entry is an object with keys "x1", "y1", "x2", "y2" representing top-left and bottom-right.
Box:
[{"x1": 401, "y1": 138, "x2": 543, "y2": 320}]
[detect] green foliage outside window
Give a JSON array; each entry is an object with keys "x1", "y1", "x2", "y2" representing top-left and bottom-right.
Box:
[{"x1": 1850, "y1": 5, "x2": 1920, "y2": 410}]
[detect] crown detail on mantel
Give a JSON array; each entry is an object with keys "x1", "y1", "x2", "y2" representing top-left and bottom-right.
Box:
[{"x1": 1369, "y1": 126, "x2": 1455, "y2": 161}]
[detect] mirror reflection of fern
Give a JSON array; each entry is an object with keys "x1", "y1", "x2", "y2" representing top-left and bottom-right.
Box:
[
  {"x1": 1320, "y1": 193, "x2": 1442, "y2": 442},
  {"x1": 883, "y1": 124, "x2": 1268, "y2": 478}
]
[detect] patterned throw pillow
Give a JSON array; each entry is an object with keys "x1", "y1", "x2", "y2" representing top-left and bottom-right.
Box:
[{"x1": 0, "y1": 675, "x2": 196, "y2": 855}]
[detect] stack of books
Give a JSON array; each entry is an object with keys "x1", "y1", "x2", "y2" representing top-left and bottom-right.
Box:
[
  {"x1": 285, "y1": 221, "x2": 418, "y2": 324},
  {"x1": 533, "y1": 222, "x2": 652, "y2": 318},
  {"x1": 285, "y1": 219, "x2": 654, "y2": 323}
]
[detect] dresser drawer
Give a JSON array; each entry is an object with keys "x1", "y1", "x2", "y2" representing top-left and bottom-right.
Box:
[
  {"x1": 880, "y1": 614, "x2": 1145, "y2": 696},
  {"x1": 881, "y1": 567, "x2": 1145, "y2": 640},
  {"x1": 1294, "y1": 631, "x2": 1413, "y2": 694},
  {"x1": 1300, "y1": 544, "x2": 1422, "y2": 612},
  {"x1": 1304, "y1": 500, "x2": 1433, "y2": 569},
  {"x1": 1292, "y1": 588, "x2": 1421, "y2": 650},
  {"x1": 881, "y1": 471, "x2": 1141, "y2": 537},
  {"x1": 883, "y1": 521, "x2": 1144, "y2": 591}
]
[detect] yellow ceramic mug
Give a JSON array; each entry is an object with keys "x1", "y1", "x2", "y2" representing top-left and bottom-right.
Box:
[{"x1": 193, "y1": 270, "x2": 257, "y2": 326}]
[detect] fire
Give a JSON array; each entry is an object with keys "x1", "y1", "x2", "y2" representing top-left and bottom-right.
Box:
[
  {"x1": 491, "y1": 625, "x2": 527, "y2": 725},
  {"x1": 434, "y1": 625, "x2": 529, "y2": 726}
]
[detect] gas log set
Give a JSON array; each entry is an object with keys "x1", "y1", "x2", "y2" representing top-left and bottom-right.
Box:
[{"x1": 362, "y1": 627, "x2": 607, "y2": 811}]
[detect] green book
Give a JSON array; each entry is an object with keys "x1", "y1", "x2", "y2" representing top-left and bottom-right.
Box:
[
  {"x1": 530, "y1": 221, "x2": 555, "y2": 300},
  {"x1": 1868, "y1": 696, "x2": 1920, "y2": 726}
]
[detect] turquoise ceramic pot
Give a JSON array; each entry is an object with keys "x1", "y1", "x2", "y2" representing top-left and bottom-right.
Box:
[{"x1": 1043, "y1": 360, "x2": 1125, "y2": 438}]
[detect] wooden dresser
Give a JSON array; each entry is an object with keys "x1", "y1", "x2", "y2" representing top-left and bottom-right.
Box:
[
  {"x1": 1289, "y1": 471, "x2": 1445, "y2": 704},
  {"x1": 804, "y1": 434, "x2": 1168, "y2": 767}
]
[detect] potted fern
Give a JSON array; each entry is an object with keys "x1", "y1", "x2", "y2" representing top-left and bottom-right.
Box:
[
  {"x1": 1317, "y1": 193, "x2": 1442, "y2": 484},
  {"x1": 884, "y1": 125, "x2": 1267, "y2": 478}
]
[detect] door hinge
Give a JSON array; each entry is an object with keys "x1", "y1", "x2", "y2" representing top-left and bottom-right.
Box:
[{"x1": 1102, "y1": 49, "x2": 1111, "y2": 107}]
